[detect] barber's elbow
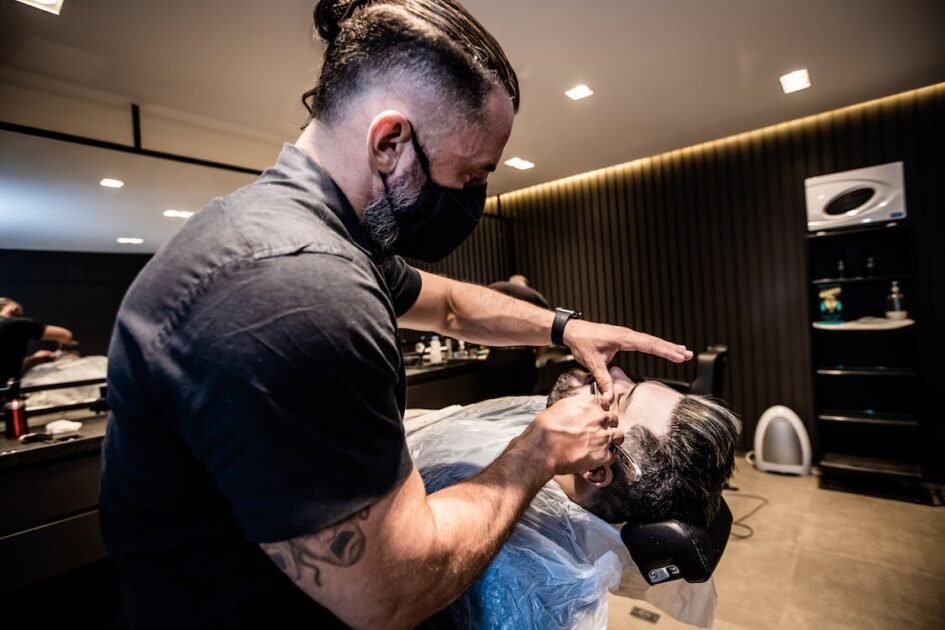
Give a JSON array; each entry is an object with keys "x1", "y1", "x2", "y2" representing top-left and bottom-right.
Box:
[
  {"x1": 352, "y1": 565, "x2": 453, "y2": 629},
  {"x1": 340, "y1": 599, "x2": 428, "y2": 630}
]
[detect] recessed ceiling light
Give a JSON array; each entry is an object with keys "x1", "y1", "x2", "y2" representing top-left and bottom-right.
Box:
[
  {"x1": 779, "y1": 69, "x2": 811, "y2": 94},
  {"x1": 116, "y1": 237, "x2": 144, "y2": 245},
  {"x1": 15, "y1": 0, "x2": 64, "y2": 15},
  {"x1": 565, "y1": 84, "x2": 594, "y2": 101},
  {"x1": 504, "y1": 157, "x2": 535, "y2": 171},
  {"x1": 163, "y1": 209, "x2": 194, "y2": 219},
  {"x1": 100, "y1": 178, "x2": 124, "y2": 189}
]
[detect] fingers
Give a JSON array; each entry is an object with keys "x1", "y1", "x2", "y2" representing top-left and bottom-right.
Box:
[
  {"x1": 589, "y1": 362, "x2": 615, "y2": 406},
  {"x1": 623, "y1": 332, "x2": 693, "y2": 363},
  {"x1": 609, "y1": 429, "x2": 624, "y2": 446},
  {"x1": 598, "y1": 411, "x2": 618, "y2": 428}
]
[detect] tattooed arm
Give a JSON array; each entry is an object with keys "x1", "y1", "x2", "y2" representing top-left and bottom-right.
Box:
[{"x1": 261, "y1": 393, "x2": 620, "y2": 629}]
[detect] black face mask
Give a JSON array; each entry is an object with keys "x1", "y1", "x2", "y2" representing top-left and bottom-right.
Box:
[{"x1": 381, "y1": 125, "x2": 487, "y2": 263}]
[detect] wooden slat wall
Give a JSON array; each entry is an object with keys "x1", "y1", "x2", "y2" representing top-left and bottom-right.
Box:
[{"x1": 489, "y1": 84, "x2": 943, "y2": 457}]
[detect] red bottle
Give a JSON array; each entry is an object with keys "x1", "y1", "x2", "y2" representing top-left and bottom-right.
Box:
[{"x1": 4, "y1": 397, "x2": 28, "y2": 439}]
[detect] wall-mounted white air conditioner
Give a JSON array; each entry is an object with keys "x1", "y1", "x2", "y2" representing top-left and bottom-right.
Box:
[{"x1": 805, "y1": 162, "x2": 906, "y2": 232}]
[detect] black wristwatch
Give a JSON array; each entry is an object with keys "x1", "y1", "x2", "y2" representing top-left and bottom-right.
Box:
[{"x1": 552, "y1": 307, "x2": 582, "y2": 349}]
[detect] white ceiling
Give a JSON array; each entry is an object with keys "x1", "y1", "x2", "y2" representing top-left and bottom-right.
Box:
[{"x1": 1, "y1": 0, "x2": 944, "y2": 252}]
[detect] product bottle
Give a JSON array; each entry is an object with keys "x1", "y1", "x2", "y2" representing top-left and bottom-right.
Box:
[
  {"x1": 428, "y1": 335, "x2": 443, "y2": 364},
  {"x1": 885, "y1": 281, "x2": 908, "y2": 320},
  {"x1": 4, "y1": 379, "x2": 29, "y2": 439}
]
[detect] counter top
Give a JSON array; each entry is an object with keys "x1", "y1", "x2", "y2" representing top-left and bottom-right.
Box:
[
  {"x1": 0, "y1": 409, "x2": 108, "y2": 472},
  {"x1": 1, "y1": 359, "x2": 487, "y2": 472},
  {"x1": 404, "y1": 357, "x2": 485, "y2": 383}
]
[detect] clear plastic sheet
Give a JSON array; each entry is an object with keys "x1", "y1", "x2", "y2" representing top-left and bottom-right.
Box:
[
  {"x1": 20, "y1": 355, "x2": 107, "y2": 408},
  {"x1": 406, "y1": 396, "x2": 717, "y2": 629}
]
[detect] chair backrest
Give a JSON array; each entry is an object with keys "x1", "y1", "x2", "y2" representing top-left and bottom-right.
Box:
[
  {"x1": 621, "y1": 499, "x2": 733, "y2": 585},
  {"x1": 688, "y1": 345, "x2": 728, "y2": 397}
]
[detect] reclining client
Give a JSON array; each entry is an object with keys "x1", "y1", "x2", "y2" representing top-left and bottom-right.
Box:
[{"x1": 409, "y1": 366, "x2": 739, "y2": 628}]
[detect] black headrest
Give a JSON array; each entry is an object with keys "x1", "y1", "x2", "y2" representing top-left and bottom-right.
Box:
[{"x1": 620, "y1": 499, "x2": 732, "y2": 586}]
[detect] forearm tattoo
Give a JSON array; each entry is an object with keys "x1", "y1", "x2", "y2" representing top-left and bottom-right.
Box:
[{"x1": 263, "y1": 508, "x2": 370, "y2": 587}]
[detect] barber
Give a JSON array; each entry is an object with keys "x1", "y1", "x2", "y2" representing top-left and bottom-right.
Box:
[
  {"x1": 0, "y1": 297, "x2": 75, "y2": 385},
  {"x1": 100, "y1": 1, "x2": 692, "y2": 628}
]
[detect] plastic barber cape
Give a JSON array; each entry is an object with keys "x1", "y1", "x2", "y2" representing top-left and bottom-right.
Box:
[{"x1": 405, "y1": 396, "x2": 717, "y2": 629}]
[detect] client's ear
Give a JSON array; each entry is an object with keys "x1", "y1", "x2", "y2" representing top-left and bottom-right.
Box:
[{"x1": 581, "y1": 466, "x2": 614, "y2": 488}]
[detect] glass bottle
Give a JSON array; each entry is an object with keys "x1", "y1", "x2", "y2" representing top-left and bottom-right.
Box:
[{"x1": 885, "y1": 281, "x2": 907, "y2": 320}]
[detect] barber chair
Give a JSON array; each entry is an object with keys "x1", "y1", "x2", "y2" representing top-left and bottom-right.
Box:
[
  {"x1": 622, "y1": 345, "x2": 732, "y2": 585},
  {"x1": 650, "y1": 345, "x2": 728, "y2": 398},
  {"x1": 621, "y1": 499, "x2": 732, "y2": 585}
]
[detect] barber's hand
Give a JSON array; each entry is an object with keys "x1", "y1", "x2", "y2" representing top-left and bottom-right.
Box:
[
  {"x1": 522, "y1": 394, "x2": 622, "y2": 476},
  {"x1": 22, "y1": 349, "x2": 58, "y2": 371},
  {"x1": 563, "y1": 320, "x2": 693, "y2": 405}
]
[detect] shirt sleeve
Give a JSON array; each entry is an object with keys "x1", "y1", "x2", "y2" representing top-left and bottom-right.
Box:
[
  {"x1": 18, "y1": 317, "x2": 46, "y2": 340},
  {"x1": 166, "y1": 253, "x2": 413, "y2": 543},
  {"x1": 381, "y1": 256, "x2": 422, "y2": 317}
]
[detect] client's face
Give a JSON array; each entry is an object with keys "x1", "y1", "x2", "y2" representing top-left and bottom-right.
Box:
[{"x1": 568, "y1": 367, "x2": 683, "y2": 439}]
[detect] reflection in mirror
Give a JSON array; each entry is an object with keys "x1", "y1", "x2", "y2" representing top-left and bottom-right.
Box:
[
  {"x1": 0, "y1": 129, "x2": 257, "y2": 253},
  {"x1": 0, "y1": 130, "x2": 261, "y2": 398}
]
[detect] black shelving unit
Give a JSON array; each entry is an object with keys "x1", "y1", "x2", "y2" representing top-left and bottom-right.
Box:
[{"x1": 807, "y1": 221, "x2": 930, "y2": 503}]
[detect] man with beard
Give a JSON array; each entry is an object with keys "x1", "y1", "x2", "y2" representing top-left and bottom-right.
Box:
[{"x1": 100, "y1": 1, "x2": 692, "y2": 628}]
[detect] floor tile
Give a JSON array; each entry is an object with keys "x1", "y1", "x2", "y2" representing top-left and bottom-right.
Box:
[
  {"x1": 711, "y1": 540, "x2": 800, "y2": 630},
  {"x1": 799, "y1": 487, "x2": 945, "y2": 578},
  {"x1": 779, "y1": 547, "x2": 945, "y2": 630},
  {"x1": 607, "y1": 595, "x2": 698, "y2": 629}
]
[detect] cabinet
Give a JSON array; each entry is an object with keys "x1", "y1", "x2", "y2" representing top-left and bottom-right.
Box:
[{"x1": 807, "y1": 222, "x2": 930, "y2": 502}]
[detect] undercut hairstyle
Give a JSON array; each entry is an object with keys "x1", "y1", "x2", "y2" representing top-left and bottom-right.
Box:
[
  {"x1": 547, "y1": 369, "x2": 740, "y2": 528},
  {"x1": 304, "y1": 0, "x2": 519, "y2": 129}
]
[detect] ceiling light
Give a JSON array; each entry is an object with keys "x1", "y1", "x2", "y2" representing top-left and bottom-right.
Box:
[
  {"x1": 779, "y1": 69, "x2": 811, "y2": 94},
  {"x1": 100, "y1": 178, "x2": 124, "y2": 189},
  {"x1": 504, "y1": 157, "x2": 535, "y2": 171},
  {"x1": 15, "y1": 0, "x2": 64, "y2": 15},
  {"x1": 163, "y1": 209, "x2": 194, "y2": 219},
  {"x1": 565, "y1": 84, "x2": 594, "y2": 101},
  {"x1": 116, "y1": 237, "x2": 144, "y2": 245}
]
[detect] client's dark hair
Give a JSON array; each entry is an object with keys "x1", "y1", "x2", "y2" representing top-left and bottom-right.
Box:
[
  {"x1": 304, "y1": 0, "x2": 519, "y2": 126},
  {"x1": 547, "y1": 369, "x2": 739, "y2": 527}
]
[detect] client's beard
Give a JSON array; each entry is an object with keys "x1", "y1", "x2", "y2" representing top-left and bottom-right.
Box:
[{"x1": 361, "y1": 162, "x2": 424, "y2": 262}]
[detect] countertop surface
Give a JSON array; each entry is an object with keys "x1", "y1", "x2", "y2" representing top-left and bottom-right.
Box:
[
  {"x1": 1, "y1": 358, "x2": 487, "y2": 471},
  {"x1": 0, "y1": 409, "x2": 108, "y2": 472}
]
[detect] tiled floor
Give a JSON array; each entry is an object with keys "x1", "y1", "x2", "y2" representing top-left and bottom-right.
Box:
[{"x1": 607, "y1": 464, "x2": 945, "y2": 630}]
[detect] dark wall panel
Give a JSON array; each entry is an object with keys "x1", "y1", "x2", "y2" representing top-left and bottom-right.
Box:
[
  {"x1": 499, "y1": 84, "x2": 945, "y2": 461},
  {"x1": 0, "y1": 250, "x2": 152, "y2": 356}
]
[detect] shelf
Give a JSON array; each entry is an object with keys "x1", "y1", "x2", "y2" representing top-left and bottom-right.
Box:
[
  {"x1": 811, "y1": 273, "x2": 910, "y2": 285},
  {"x1": 820, "y1": 453, "x2": 921, "y2": 479},
  {"x1": 806, "y1": 221, "x2": 906, "y2": 240},
  {"x1": 816, "y1": 366, "x2": 916, "y2": 377},
  {"x1": 818, "y1": 410, "x2": 918, "y2": 428},
  {"x1": 813, "y1": 318, "x2": 914, "y2": 331}
]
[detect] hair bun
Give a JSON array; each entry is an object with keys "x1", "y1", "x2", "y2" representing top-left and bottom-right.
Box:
[{"x1": 313, "y1": 0, "x2": 369, "y2": 44}]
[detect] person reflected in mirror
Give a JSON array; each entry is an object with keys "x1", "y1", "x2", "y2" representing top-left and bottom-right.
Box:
[
  {"x1": 488, "y1": 274, "x2": 549, "y2": 309},
  {"x1": 21, "y1": 341, "x2": 107, "y2": 408},
  {"x1": 0, "y1": 297, "x2": 76, "y2": 385},
  {"x1": 484, "y1": 275, "x2": 550, "y2": 396}
]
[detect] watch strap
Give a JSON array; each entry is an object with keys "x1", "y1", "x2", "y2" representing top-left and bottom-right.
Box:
[{"x1": 552, "y1": 307, "x2": 582, "y2": 348}]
